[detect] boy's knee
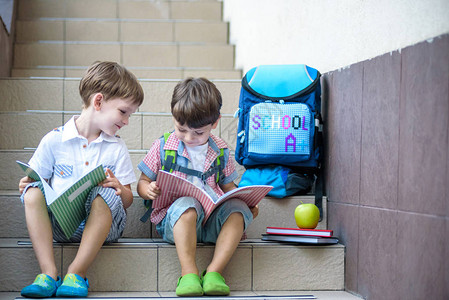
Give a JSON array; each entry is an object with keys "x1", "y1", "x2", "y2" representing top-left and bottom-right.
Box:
[
  {"x1": 229, "y1": 211, "x2": 244, "y2": 220},
  {"x1": 222, "y1": 198, "x2": 249, "y2": 213},
  {"x1": 217, "y1": 199, "x2": 253, "y2": 230},
  {"x1": 180, "y1": 207, "x2": 198, "y2": 222},
  {"x1": 23, "y1": 188, "x2": 45, "y2": 206},
  {"x1": 92, "y1": 195, "x2": 112, "y2": 212},
  {"x1": 226, "y1": 211, "x2": 245, "y2": 227},
  {"x1": 90, "y1": 186, "x2": 121, "y2": 210}
]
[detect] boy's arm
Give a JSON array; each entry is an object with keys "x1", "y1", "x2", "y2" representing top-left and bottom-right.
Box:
[
  {"x1": 19, "y1": 176, "x2": 35, "y2": 194},
  {"x1": 137, "y1": 173, "x2": 161, "y2": 200},
  {"x1": 101, "y1": 168, "x2": 133, "y2": 209},
  {"x1": 120, "y1": 184, "x2": 133, "y2": 209},
  {"x1": 220, "y1": 181, "x2": 237, "y2": 193}
]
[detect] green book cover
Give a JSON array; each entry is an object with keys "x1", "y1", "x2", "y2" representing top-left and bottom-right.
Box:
[{"x1": 17, "y1": 161, "x2": 106, "y2": 239}]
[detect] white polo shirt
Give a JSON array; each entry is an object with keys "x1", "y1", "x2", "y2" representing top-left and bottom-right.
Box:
[{"x1": 29, "y1": 116, "x2": 136, "y2": 195}]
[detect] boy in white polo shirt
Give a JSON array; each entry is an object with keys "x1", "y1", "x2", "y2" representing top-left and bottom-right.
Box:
[{"x1": 18, "y1": 61, "x2": 144, "y2": 298}]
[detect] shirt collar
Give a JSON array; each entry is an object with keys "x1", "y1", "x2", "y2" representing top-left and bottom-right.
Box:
[
  {"x1": 62, "y1": 116, "x2": 118, "y2": 143},
  {"x1": 163, "y1": 132, "x2": 224, "y2": 156}
]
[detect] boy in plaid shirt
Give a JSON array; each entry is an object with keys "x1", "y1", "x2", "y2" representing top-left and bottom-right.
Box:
[{"x1": 137, "y1": 78, "x2": 258, "y2": 297}]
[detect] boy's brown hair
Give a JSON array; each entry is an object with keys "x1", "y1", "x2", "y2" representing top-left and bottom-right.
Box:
[
  {"x1": 171, "y1": 77, "x2": 222, "y2": 128},
  {"x1": 79, "y1": 61, "x2": 144, "y2": 108}
]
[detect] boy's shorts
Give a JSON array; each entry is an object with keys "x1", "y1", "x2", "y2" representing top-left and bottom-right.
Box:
[
  {"x1": 156, "y1": 196, "x2": 253, "y2": 244},
  {"x1": 21, "y1": 181, "x2": 126, "y2": 243}
]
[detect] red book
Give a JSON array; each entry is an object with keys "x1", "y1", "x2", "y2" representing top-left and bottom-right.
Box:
[
  {"x1": 266, "y1": 226, "x2": 333, "y2": 238},
  {"x1": 155, "y1": 170, "x2": 273, "y2": 224}
]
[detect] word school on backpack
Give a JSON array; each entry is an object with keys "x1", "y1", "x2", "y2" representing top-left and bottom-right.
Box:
[{"x1": 250, "y1": 106, "x2": 311, "y2": 155}]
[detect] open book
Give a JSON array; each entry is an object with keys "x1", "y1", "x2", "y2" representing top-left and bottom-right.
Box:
[
  {"x1": 17, "y1": 161, "x2": 106, "y2": 239},
  {"x1": 155, "y1": 170, "x2": 273, "y2": 224}
]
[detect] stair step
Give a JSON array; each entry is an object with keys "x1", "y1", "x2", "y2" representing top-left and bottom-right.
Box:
[
  {"x1": 0, "y1": 238, "x2": 344, "y2": 293},
  {"x1": 0, "y1": 77, "x2": 241, "y2": 150},
  {"x1": 16, "y1": 19, "x2": 229, "y2": 44},
  {"x1": 13, "y1": 41, "x2": 235, "y2": 69},
  {"x1": 0, "y1": 150, "x2": 148, "y2": 191},
  {"x1": 13, "y1": 0, "x2": 238, "y2": 80},
  {"x1": 0, "y1": 111, "x2": 238, "y2": 150},
  {"x1": 11, "y1": 67, "x2": 242, "y2": 80},
  {"x1": 0, "y1": 187, "x2": 327, "y2": 239},
  {"x1": 0, "y1": 78, "x2": 241, "y2": 113},
  {"x1": 17, "y1": 0, "x2": 223, "y2": 21},
  {"x1": 1, "y1": 291, "x2": 363, "y2": 300}
]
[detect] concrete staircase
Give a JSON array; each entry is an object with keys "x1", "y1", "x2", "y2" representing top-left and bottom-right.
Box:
[
  {"x1": 0, "y1": 0, "x2": 360, "y2": 299},
  {"x1": 12, "y1": 0, "x2": 241, "y2": 79}
]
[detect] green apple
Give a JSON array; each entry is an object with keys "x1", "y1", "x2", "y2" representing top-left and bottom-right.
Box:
[{"x1": 294, "y1": 202, "x2": 320, "y2": 229}]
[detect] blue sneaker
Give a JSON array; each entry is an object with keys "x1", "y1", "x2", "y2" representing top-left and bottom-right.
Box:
[
  {"x1": 21, "y1": 274, "x2": 61, "y2": 298},
  {"x1": 56, "y1": 273, "x2": 89, "y2": 297}
]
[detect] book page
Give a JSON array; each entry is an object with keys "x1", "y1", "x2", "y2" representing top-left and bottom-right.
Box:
[
  {"x1": 154, "y1": 170, "x2": 211, "y2": 209},
  {"x1": 217, "y1": 186, "x2": 274, "y2": 207},
  {"x1": 201, "y1": 185, "x2": 273, "y2": 223},
  {"x1": 16, "y1": 161, "x2": 58, "y2": 205},
  {"x1": 155, "y1": 170, "x2": 273, "y2": 224}
]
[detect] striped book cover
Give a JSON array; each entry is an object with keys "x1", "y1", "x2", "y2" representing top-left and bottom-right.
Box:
[
  {"x1": 156, "y1": 170, "x2": 273, "y2": 224},
  {"x1": 17, "y1": 161, "x2": 106, "y2": 239},
  {"x1": 49, "y1": 165, "x2": 106, "y2": 239}
]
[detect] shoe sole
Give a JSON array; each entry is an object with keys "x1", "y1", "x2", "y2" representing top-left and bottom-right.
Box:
[
  {"x1": 21, "y1": 292, "x2": 54, "y2": 298},
  {"x1": 175, "y1": 288, "x2": 204, "y2": 297},
  {"x1": 56, "y1": 287, "x2": 88, "y2": 298},
  {"x1": 204, "y1": 290, "x2": 230, "y2": 296}
]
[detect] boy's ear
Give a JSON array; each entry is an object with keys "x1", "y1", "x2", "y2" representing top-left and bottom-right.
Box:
[
  {"x1": 211, "y1": 115, "x2": 221, "y2": 129},
  {"x1": 93, "y1": 93, "x2": 104, "y2": 111}
]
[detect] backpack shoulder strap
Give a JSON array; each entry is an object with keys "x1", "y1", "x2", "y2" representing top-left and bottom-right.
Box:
[
  {"x1": 161, "y1": 132, "x2": 177, "y2": 173},
  {"x1": 161, "y1": 133, "x2": 227, "y2": 182},
  {"x1": 214, "y1": 148, "x2": 225, "y2": 183}
]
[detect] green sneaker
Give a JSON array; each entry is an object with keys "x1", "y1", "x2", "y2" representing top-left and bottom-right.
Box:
[
  {"x1": 55, "y1": 273, "x2": 89, "y2": 297},
  {"x1": 201, "y1": 270, "x2": 230, "y2": 296},
  {"x1": 175, "y1": 273, "x2": 203, "y2": 297},
  {"x1": 21, "y1": 274, "x2": 61, "y2": 298}
]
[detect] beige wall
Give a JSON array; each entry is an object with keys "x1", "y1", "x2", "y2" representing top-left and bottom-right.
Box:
[{"x1": 223, "y1": 0, "x2": 449, "y2": 73}]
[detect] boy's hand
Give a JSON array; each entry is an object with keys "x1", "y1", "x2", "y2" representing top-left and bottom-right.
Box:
[
  {"x1": 101, "y1": 168, "x2": 124, "y2": 196},
  {"x1": 145, "y1": 181, "x2": 161, "y2": 200},
  {"x1": 19, "y1": 176, "x2": 34, "y2": 194},
  {"x1": 250, "y1": 205, "x2": 259, "y2": 219}
]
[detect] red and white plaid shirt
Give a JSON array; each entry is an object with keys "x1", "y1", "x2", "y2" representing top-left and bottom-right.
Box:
[{"x1": 139, "y1": 132, "x2": 238, "y2": 224}]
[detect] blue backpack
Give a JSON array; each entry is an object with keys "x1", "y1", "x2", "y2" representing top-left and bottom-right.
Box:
[
  {"x1": 239, "y1": 165, "x2": 313, "y2": 198},
  {"x1": 234, "y1": 64, "x2": 324, "y2": 216}
]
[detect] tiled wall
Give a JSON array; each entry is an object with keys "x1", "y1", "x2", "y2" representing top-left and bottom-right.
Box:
[{"x1": 322, "y1": 34, "x2": 449, "y2": 300}]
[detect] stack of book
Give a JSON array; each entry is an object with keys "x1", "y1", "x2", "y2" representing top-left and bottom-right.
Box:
[{"x1": 261, "y1": 226, "x2": 339, "y2": 245}]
